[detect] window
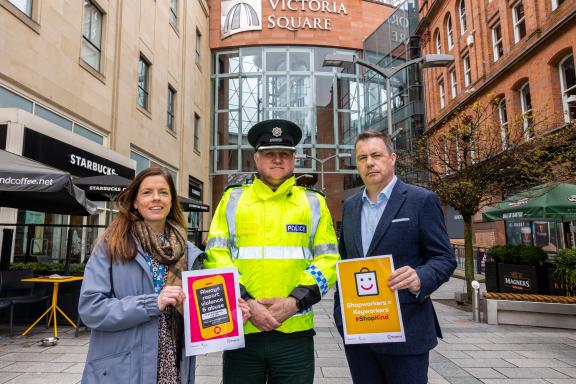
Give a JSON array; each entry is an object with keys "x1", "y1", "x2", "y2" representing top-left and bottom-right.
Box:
[
  {"x1": 459, "y1": 0, "x2": 467, "y2": 35},
  {"x1": 519, "y1": 83, "x2": 533, "y2": 139},
  {"x1": 194, "y1": 113, "x2": 200, "y2": 152},
  {"x1": 81, "y1": 1, "x2": 103, "y2": 72},
  {"x1": 446, "y1": 15, "x2": 454, "y2": 50},
  {"x1": 467, "y1": 124, "x2": 476, "y2": 163},
  {"x1": 512, "y1": 1, "x2": 526, "y2": 43},
  {"x1": 195, "y1": 29, "x2": 201, "y2": 65},
  {"x1": 439, "y1": 80, "x2": 446, "y2": 109},
  {"x1": 137, "y1": 56, "x2": 150, "y2": 110},
  {"x1": 491, "y1": 23, "x2": 504, "y2": 62},
  {"x1": 559, "y1": 54, "x2": 576, "y2": 122},
  {"x1": 498, "y1": 98, "x2": 509, "y2": 149},
  {"x1": 130, "y1": 150, "x2": 177, "y2": 183},
  {"x1": 8, "y1": 0, "x2": 32, "y2": 16},
  {"x1": 450, "y1": 70, "x2": 457, "y2": 98},
  {"x1": 0, "y1": 86, "x2": 104, "y2": 143},
  {"x1": 463, "y1": 54, "x2": 471, "y2": 87},
  {"x1": 0, "y1": 85, "x2": 33, "y2": 112},
  {"x1": 551, "y1": 0, "x2": 566, "y2": 11},
  {"x1": 167, "y1": 86, "x2": 176, "y2": 130},
  {"x1": 434, "y1": 29, "x2": 441, "y2": 54},
  {"x1": 443, "y1": 141, "x2": 451, "y2": 175},
  {"x1": 35, "y1": 105, "x2": 73, "y2": 131},
  {"x1": 169, "y1": 0, "x2": 177, "y2": 27}
]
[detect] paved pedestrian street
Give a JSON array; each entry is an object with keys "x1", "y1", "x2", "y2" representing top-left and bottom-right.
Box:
[{"x1": 0, "y1": 278, "x2": 574, "y2": 383}]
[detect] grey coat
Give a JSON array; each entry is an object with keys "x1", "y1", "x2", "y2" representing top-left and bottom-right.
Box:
[{"x1": 79, "y1": 239, "x2": 203, "y2": 384}]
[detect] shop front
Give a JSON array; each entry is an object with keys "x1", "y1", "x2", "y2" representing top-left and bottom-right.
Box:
[
  {"x1": 483, "y1": 183, "x2": 576, "y2": 252},
  {"x1": 0, "y1": 110, "x2": 135, "y2": 267}
]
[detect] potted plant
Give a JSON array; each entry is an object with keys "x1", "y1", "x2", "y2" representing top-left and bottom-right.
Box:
[
  {"x1": 550, "y1": 248, "x2": 576, "y2": 296},
  {"x1": 493, "y1": 244, "x2": 548, "y2": 294}
]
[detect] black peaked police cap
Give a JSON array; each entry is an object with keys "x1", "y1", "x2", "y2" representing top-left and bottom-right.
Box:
[{"x1": 247, "y1": 119, "x2": 303, "y2": 151}]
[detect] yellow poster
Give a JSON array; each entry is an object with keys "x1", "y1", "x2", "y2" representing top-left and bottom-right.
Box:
[{"x1": 337, "y1": 255, "x2": 405, "y2": 344}]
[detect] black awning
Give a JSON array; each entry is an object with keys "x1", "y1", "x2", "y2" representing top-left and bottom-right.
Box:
[
  {"x1": 179, "y1": 196, "x2": 210, "y2": 212},
  {"x1": 73, "y1": 174, "x2": 132, "y2": 201},
  {"x1": 0, "y1": 149, "x2": 96, "y2": 216}
]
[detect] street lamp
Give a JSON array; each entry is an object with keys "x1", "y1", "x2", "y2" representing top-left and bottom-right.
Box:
[
  {"x1": 296, "y1": 153, "x2": 352, "y2": 192},
  {"x1": 323, "y1": 53, "x2": 455, "y2": 137}
]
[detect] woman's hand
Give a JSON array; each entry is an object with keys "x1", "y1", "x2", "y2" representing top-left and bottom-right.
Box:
[
  {"x1": 238, "y1": 298, "x2": 251, "y2": 323},
  {"x1": 157, "y1": 285, "x2": 186, "y2": 311}
]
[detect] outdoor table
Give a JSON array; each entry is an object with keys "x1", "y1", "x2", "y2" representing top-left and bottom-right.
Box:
[{"x1": 20, "y1": 276, "x2": 83, "y2": 337}]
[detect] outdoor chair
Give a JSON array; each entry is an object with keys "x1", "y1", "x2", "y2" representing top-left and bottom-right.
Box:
[{"x1": 0, "y1": 270, "x2": 50, "y2": 336}]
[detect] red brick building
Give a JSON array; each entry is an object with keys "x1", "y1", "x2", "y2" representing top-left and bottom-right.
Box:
[{"x1": 417, "y1": 0, "x2": 576, "y2": 248}]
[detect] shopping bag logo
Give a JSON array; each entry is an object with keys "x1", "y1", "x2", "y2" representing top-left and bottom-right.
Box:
[{"x1": 355, "y1": 267, "x2": 379, "y2": 296}]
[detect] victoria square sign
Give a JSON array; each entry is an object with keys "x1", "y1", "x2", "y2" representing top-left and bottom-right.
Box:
[{"x1": 221, "y1": 0, "x2": 349, "y2": 38}]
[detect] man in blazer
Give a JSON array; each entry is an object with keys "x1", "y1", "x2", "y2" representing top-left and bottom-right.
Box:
[{"x1": 334, "y1": 130, "x2": 456, "y2": 384}]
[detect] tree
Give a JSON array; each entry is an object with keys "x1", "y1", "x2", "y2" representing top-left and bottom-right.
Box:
[{"x1": 398, "y1": 96, "x2": 576, "y2": 303}]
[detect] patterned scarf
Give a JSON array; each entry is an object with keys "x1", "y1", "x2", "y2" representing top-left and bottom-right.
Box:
[
  {"x1": 133, "y1": 219, "x2": 188, "y2": 370},
  {"x1": 133, "y1": 219, "x2": 188, "y2": 315}
]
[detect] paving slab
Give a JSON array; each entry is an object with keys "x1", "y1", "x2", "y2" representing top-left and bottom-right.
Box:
[{"x1": 0, "y1": 277, "x2": 572, "y2": 384}]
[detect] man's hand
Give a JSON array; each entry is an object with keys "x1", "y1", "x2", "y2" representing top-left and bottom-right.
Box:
[
  {"x1": 258, "y1": 297, "x2": 299, "y2": 324},
  {"x1": 247, "y1": 299, "x2": 281, "y2": 331},
  {"x1": 388, "y1": 266, "x2": 421, "y2": 294}
]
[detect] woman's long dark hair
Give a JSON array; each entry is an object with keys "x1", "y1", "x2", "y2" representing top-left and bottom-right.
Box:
[{"x1": 103, "y1": 167, "x2": 187, "y2": 262}]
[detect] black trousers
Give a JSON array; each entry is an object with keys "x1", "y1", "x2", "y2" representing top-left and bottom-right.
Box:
[
  {"x1": 223, "y1": 331, "x2": 314, "y2": 384},
  {"x1": 344, "y1": 344, "x2": 429, "y2": 384}
]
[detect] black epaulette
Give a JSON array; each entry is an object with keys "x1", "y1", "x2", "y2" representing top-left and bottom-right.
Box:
[
  {"x1": 304, "y1": 186, "x2": 325, "y2": 197},
  {"x1": 224, "y1": 184, "x2": 243, "y2": 192}
]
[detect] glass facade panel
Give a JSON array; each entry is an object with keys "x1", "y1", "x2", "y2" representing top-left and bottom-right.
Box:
[
  {"x1": 289, "y1": 51, "x2": 311, "y2": 72},
  {"x1": 0, "y1": 86, "x2": 33, "y2": 112},
  {"x1": 215, "y1": 148, "x2": 239, "y2": 172},
  {"x1": 266, "y1": 75, "x2": 288, "y2": 107},
  {"x1": 266, "y1": 51, "x2": 287, "y2": 71},
  {"x1": 8, "y1": 0, "x2": 32, "y2": 16},
  {"x1": 35, "y1": 105, "x2": 73, "y2": 130},
  {"x1": 337, "y1": 111, "x2": 359, "y2": 146},
  {"x1": 73, "y1": 124, "x2": 104, "y2": 144},
  {"x1": 217, "y1": 51, "x2": 240, "y2": 74},
  {"x1": 289, "y1": 76, "x2": 312, "y2": 107},
  {"x1": 130, "y1": 151, "x2": 149, "y2": 174},
  {"x1": 241, "y1": 47, "x2": 262, "y2": 73},
  {"x1": 212, "y1": 46, "x2": 361, "y2": 175}
]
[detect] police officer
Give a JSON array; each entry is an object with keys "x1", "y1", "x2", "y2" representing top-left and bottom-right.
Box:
[{"x1": 205, "y1": 119, "x2": 339, "y2": 383}]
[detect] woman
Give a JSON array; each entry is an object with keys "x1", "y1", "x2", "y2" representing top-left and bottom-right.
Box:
[{"x1": 80, "y1": 167, "x2": 208, "y2": 383}]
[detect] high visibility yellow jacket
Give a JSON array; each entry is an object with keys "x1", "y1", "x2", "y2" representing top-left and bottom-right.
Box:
[{"x1": 205, "y1": 176, "x2": 339, "y2": 334}]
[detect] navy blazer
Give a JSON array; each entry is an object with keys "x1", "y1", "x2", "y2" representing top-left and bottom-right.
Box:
[{"x1": 334, "y1": 179, "x2": 456, "y2": 355}]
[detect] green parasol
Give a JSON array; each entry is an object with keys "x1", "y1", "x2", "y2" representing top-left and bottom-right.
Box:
[{"x1": 483, "y1": 183, "x2": 576, "y2": 221}]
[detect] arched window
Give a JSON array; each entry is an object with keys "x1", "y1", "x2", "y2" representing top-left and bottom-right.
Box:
[
  {"x1": 559, "y1": 54, "x2": 576, "y2": 122},
  {"x1": 519, "y1": 82, "x2": 533, "y2": 139},
  {"x1": 439, "y1": 79, "x2": 446, "y2": 109},
  {"x1": 446, "y1": 15, "x2": 454, "y2": 50},
  {"x1": 434, "y1": 29, "x2": 441, "y2": 54},
  {"x1": 498, "y1": 98, "x2": 509, "y2": 149},
  {"x1": 459, "y1": 0, "x2": 467, "y2": 35},
  {"x1": 491, "y1": 22, "x2": 503, "y2": 62}
]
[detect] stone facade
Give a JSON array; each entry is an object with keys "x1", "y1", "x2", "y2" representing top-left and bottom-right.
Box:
[{"x1": 0, "y1": 0, "x2": 211, "y2": 222}]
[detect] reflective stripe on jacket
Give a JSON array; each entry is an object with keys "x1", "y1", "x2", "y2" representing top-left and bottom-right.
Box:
[{"x1": 205, "y1": 176, "x2": 339, "y2": 334}]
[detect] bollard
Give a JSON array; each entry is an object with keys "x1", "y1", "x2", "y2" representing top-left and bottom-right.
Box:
[{"x1": 471, "y1": 280, "x2": 481, "y2": 322}]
